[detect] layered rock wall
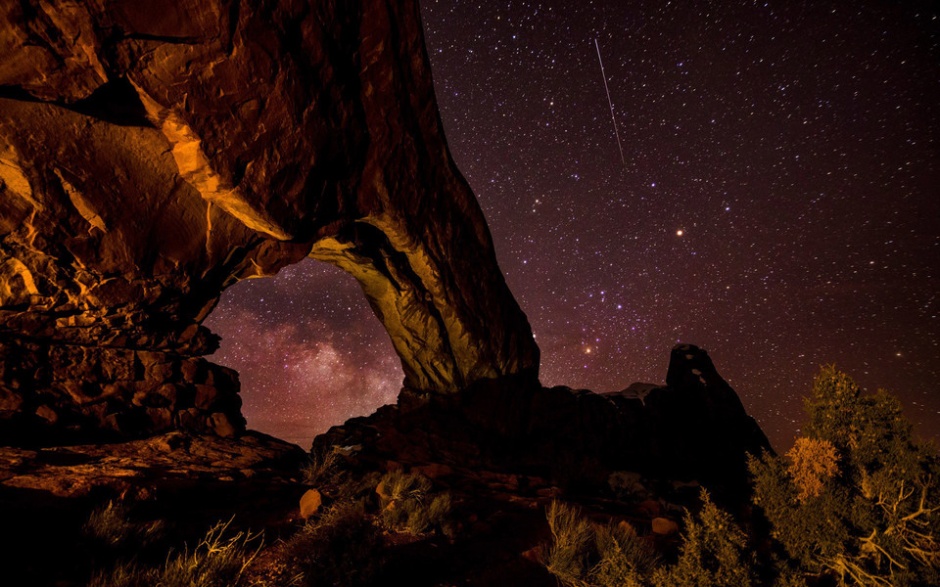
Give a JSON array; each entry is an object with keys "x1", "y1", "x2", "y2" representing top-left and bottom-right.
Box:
[{"x1": 0, "y1": 0, "x2": 538, "y2": 440}]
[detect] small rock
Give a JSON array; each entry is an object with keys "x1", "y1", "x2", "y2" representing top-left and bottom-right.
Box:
[
  {"x1": 652, "y1": 517, "x2": 679, "y2": 535},
  {"x1": 637, "y1": 499, "x2": 662, "y2": 517},
  {"x1": 300, "y1": 489, "x2": 322, "y2": 519},
  {"x1": 35, "y1": 405, "x2": 58, "y2": 423}
]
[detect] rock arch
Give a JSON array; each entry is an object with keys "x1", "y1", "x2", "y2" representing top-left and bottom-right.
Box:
[{"x1": 0, "y1": 0, "x2": 539, "y2": 440}]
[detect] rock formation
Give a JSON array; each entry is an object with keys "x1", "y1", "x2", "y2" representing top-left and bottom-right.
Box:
[
  {"x1": 0, "y1": 0, "x2": 769, "y2": 494},
  {"x1": 318, "y1": 344, "x2": 771, "y2": 493},
  {"x1": 0, "y1": 8, "x2": 775, "y2": 583},
  {"x1": 0, "y1": 0, "x2": 538, "y2": 440}
]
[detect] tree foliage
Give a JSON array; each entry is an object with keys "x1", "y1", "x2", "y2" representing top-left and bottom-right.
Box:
[
  {"x1": 751, "y1": 366, "x2": 940, "y2": 586},
  {"x1": 786, "y1": 437, "x2": 840, "y2": 502}
]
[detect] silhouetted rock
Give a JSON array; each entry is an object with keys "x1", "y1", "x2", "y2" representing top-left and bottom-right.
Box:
[
  {"x1": 0, "y1": 0, "x2": 538, "y2": 440},
  {"x1": 316, "y1": 344, "x2": 771, "y2": 495}
]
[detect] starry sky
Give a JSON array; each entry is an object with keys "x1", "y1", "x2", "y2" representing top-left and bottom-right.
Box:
[{"x1": 205, "y1": 0, "x2": 939, "y2": 449}]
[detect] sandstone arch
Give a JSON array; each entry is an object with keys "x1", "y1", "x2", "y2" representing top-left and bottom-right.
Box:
[{"x1": 0, "y1": 0, "x2": 539, "y2": 439}]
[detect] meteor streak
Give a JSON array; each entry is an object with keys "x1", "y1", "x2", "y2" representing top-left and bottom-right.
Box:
[{"x1": 594, "y1": 38, "x2": 626, "y2": 167}]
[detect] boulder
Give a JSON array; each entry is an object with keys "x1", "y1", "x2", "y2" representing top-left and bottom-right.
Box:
[
  {"x1": 651, "y1": 517, "x2": 679, "y2": 536},
  {"x1": 299, "y1": 489, "x2": 323, "y2": 520}
]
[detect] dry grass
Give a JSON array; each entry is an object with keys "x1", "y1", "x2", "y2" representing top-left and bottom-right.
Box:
[
  {"x1": 87, "y1": 518, "x2": 262, "y2": 587},
  {"x1": 300, "y1": 447, "x2": 341, "y2": 486},
  {"x1": 83, "y1": 501, "x2": 165, "y2": 550},
  {"x1": 541, "y1": 501, "x2": 658, "y2": 587},
  {"x1": 542, "y1": 500, "x2": 595, "y2": 586},
  {"x1": 377, "y1": 470, "x2": 453, "y2": 535}
]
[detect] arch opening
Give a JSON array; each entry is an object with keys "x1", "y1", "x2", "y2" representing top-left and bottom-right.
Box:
[{"x1": 204, "y1": 257, "x2": 402, "y2": 446}]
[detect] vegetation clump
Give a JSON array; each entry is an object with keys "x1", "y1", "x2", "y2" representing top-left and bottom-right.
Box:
[
  {"x1": 376, "y1": 469, "x2": 454, "y2": 536},
  {"x1": 280, "y1": 468, "x2": 453, "y2": 585},
  {"x1": 83, "y1": 500, "x2": 166, "y2": 552},
  {"x1": 541, "y1": 366, "x2": 940, "y2": 587},
  {"x1": 283, "y1": 500, "x2": 382, "y2": 587},
  {"x1": 541, "y1": 500, "x2": 657, "y2": 587},
  {"x1": 87, "y1": 518, "x2": 262, "y2": 587},
  {"x1": 750, "y1": 365, "x2": 940, "y2": 586},
  {"x1": 300, "y1": 446, "x2": 341, "y2": 486},
  {"x1": 649, "y1": 490, "x2": 757, "y2": 587}
]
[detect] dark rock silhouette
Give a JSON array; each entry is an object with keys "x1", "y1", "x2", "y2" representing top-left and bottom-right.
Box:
[
  {"x1": 0, "y1": 0, "x2": 537, "y2": 439},
  {"x1": 317, "y1": 343, "x2": 770, "y2": 494}
]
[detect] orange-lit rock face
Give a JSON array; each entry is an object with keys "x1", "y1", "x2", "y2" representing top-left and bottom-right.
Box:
[{"x1": 0, "y1": 0, "x2": 539, "y2": 439}]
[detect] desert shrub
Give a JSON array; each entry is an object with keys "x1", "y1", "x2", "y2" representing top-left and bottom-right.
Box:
[
  {"x1": 83, "y1": 501, "x2": 166, "y2": 551},
  {"x1": 590, "y1": 522, "x2": 656, "y2": 587},
  {"x1": 87, "y1": 518, "x2": 261, "y2": 587},
  {"x1": 284, "y1": 500, "x2": 382, "y2": 587},
  {"x1": 650, "y1": 489, "x2": 756, "y2": 587},
  {"x1": 377, "y1": 469, "x2": 432, "y2": 503},
  {"x1": 159, "y1": 518, "x2": 262, "y2": 587},
  {"x1": 541, "y1": 500, "x2": 657, "y2": 587},
  {"x1": 377, "y1": 470, "x2": 453, "y2": 535},
  {"x1": 543, "y1": 500, "x2": 595, "y2": 584},
  {"x1": 750, "y1": 366, "x2": 940, "y2": 587},
  {"x1": 301, "y1": 446, "x2": 341, "y2": 486},
  {"x1": 608, "y1": 471, "x2": 649, "y2": 501}
]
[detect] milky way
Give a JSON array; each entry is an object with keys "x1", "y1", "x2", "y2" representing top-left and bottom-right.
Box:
[
  {"x1": 205, "y1": 262, "x2": 400, "y2": 446},
  {"x1": 205, "y1": 0, "x2": 939, "y2": 449}
]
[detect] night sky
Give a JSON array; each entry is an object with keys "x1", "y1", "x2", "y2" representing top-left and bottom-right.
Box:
[{"x1": 205, "y1": 0, "x2": 939, "y2": 449}]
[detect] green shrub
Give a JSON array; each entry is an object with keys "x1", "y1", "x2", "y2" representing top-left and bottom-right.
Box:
[
  {"x1": 590, "y1": 522, "x2": 655, "y2": 587},
  {"x1": 650, "y1": 490, "x2": 756, "y2": 587},
  {"x1": 377, "y1": 469, "x2": 432, "y2": 503},
  {"x1": 749, "y1": 449, "x2": 853, "y2": 569}
]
